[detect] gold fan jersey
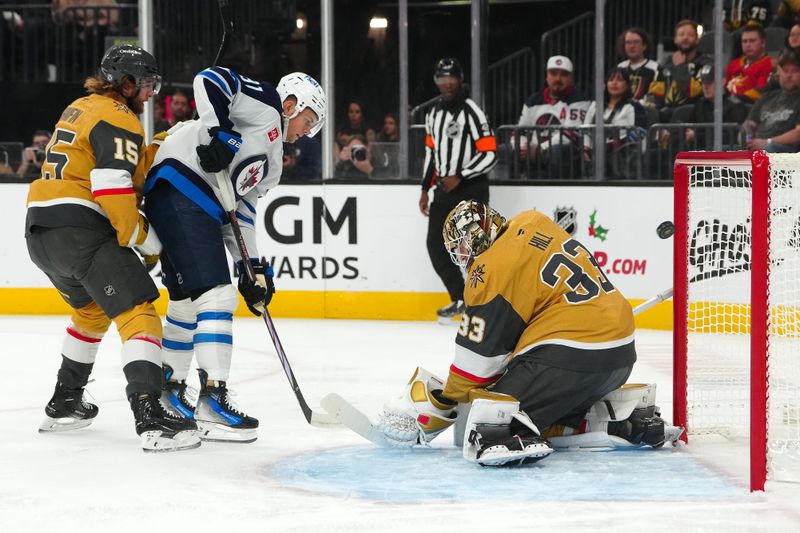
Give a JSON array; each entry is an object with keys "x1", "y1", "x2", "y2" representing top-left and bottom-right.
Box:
[
  {"x1": 443, "y1": 210, "x2": 635, "y2": 403},
  {"x1": 25, "y1": 93, "x2": 151, "y2": 250}
]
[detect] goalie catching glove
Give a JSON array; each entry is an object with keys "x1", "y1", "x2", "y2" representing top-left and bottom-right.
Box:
[
  {"x1": 378, "y1": 367, "x2": 458, "y2": 447},
  {"x1": 237, "y1": 258, "x2": 275, "y2": 316}
]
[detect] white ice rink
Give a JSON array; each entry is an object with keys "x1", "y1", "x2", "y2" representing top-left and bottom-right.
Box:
[{"x1": 2, "y1": 316, "x2": 800, "y2": 532}]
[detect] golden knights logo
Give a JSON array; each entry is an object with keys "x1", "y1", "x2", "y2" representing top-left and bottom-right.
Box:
[
  {"x1": 469, "y1": 264, "x2": 486, "y2": 288},
  {"x1": 553, "y1": 206, "x2": 577, "y2": 236}
]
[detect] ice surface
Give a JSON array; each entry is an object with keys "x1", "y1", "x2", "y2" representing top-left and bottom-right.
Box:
[{"x1": 1, "y1": 317, "x2": 799, "y2": 532}]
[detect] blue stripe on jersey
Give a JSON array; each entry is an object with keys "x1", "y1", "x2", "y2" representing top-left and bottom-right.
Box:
[
  {"x1": 194, "y1": 333, "x2": 233, "y2": 345},
  {"x1": 241, "y1": 198, "x2": 256, "y2": 214},
  {"x1": 145, "y1": 160, "x2": 226, "y2": 223},
  {"x1": 197, "y1": 311, "x2": 233, "y2": 321},
  {"x1": 163, "y1": 339, "x2": 194, "y2": 351},
  {"x1": 200, "y1": 69, "x2": 232, "y2": 97},
  {"x1": 202, "y1": 79, "x2": 235, "y2": 131},
  {"x1": 236, "y1": 211, "x2": 254, "y2": 225},
  {"x1": 166, "y1": 315, "x2": 197, "y2": 330},
  {"x1": 211, "y1": 66, "x2": 239, "y2": 94}
]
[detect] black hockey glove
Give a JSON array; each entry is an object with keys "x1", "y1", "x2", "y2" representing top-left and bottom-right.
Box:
[
  {"x1": 196, "y1": 126, "x2": 242, "y2": 173},
  {"x1": 237, "y1": 258, "x2": 275, "y2": 316}
]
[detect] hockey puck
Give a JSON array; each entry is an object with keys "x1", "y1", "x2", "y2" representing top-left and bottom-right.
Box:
[{"x1": 657, "y1": 221, "x2": 675, "y2": 239}]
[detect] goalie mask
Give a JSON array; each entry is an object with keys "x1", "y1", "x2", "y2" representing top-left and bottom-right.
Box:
[
  {"x1": 276, "y1": 72, "x2": 327, "y2": 140},
  {"x1": 443, "y1": 200, "x2": 506, "y2": 269}
]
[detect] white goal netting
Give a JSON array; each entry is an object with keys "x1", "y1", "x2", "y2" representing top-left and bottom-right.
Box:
[{"x1": 683, "y1": 153, "x2": 800, "y2": 484}]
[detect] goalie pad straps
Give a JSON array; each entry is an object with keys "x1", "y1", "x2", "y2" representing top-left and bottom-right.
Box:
[
  {"x1": 585, "y1": 383, "x2": 656, "y2": 432},
  {"x1": 462, "y1": 398, "x2": 542, "y2": 462}
]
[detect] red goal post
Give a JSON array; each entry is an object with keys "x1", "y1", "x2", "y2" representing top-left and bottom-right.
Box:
[{"x1": 673, "y1": 151, "x2": 800, "y2": 492}]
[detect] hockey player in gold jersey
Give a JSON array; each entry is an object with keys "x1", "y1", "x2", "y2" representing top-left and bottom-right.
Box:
[
  {"x1": 378, "y1": 200, "x2": 681, "y2": 465},
  {"x1": 25, "y1": 45, "x2": 199, "y2": 452}
]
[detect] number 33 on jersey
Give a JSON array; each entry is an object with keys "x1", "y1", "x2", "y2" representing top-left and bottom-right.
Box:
[{"x1": 444, "y1": 210, "x2": 635, "y2": 403}]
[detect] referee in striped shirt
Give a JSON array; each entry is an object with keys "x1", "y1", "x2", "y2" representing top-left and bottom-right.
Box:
[{"x1": 419, "y1": 57, "x2": 497, "y2": 320}]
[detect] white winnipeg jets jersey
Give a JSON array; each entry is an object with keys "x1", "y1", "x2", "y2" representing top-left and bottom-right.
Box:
[{"x1": 147, "y1": 66, "x2": 285, "y2": 262}]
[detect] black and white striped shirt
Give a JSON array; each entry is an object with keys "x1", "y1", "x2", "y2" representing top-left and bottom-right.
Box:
[{"x1": 421, "y1": 95, "x2": 497, "y2": 190}]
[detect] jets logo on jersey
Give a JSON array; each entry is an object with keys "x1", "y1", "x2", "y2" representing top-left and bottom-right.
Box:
[
  {"x1": 236, "y1": 163, "x2": 263, "y2": 195},
  {"x1": 469, "y1": 264, "x2": 486, "y2": 288},
  {"x1": 268, "y1": 128, "x2": 279, "y2": 142}
]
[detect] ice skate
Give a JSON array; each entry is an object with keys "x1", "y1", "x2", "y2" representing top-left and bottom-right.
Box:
[
  {"x1": 39, "y1": 382, "x2": 99, "y2": 433},
  {"x1": 129, "y1": 393, "x2": 201, "y2": 453},
  {"x1": 437, "y1": 300, "x2": 465, "y2": 324},
  {"x1": 160, "y1": 364, "x2": 196, "y2": 420},
  {"x1": 195, "y1": 369, "x2": 258, "y2": 443}
]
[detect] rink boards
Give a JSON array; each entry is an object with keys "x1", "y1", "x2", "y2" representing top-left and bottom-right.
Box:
[{"x1": 0, "y1": 182, "x2": 674, "y2": 328}]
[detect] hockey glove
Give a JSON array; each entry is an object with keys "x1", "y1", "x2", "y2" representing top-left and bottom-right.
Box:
[
  {"x1": 133, "y1": 213, "x2": 162, "y2": 267},
  {"x1": 378, "y1": 367, "x2": 458, "y2": 447},
  {"x1": 237, "y1": 258, "x2": 275, "y2": 316},
  {"x1": 196, "y1": 126, "x2": 243, "y2": 173}
]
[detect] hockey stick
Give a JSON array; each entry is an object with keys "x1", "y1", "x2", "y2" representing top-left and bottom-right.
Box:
[
  {"x1": 208, "y1": 0, "x2": 337, "y2": 428},
  {"x1": 320, "y1": 393, "x2": 391, "y2": 446},
  {"x1": 632, "y1": 287, "x2": 673, "y2": 316}
]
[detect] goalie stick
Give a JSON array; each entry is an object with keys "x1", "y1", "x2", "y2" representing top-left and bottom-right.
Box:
[
  {"x1": 209, "y1": 0, "x2": 337, "y2": 428},
  {"x1": 320, "y1": 393, "x2": 391, "y2": 446}
]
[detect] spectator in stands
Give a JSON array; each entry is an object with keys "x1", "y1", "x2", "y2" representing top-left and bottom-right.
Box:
[
  {"x1": 648, "y1": 20, "x2": 710, "y2": 119},
  {"x1": 153, "y1": 95, "x2": 169, "y2": 133},
  {"x1": 722, "y1": 0, "x2": 772, "y2": 31},
  {"x1": 518, "y1": 55, "x2": 590, "y2": 179},
  {"x1": 335, "y1": 101, "x2": 376, "y2": 153},
  {"x1": 377, "y1": 112, "x2": 400, "y2": 142},
  {"x1": 616, "y1": 27, "x2": 661, "y2": 105},
  {"x1": 725, "y1": 25, "x2": 775, "y2": 102},
  {"x1": 775, "y1": 1, "x2": 800, "y2": 28},
  {"x1": 167, "y1": 89, "x2": 193, "y2": 126},
  {"x1": 16, "y1": 129, "x2": 52, "y2": 177},
  {"x1": 282, "y1": 136, "x2": 322, "y2": 180},
  {"x1": 373, "y1": 112, "x2": 400, "y2": 178},
  {"x1": 686, "y1": 65, "x2": 748, "y2": 149},
  {"x1": 744, "y1": 51, "x2": 800, "y2": 152},
  {"x1": 335, "y1": 134, "x2": 373, "y2": 179},
  {"x1": 787, "y1": 23, "x2": 800, "y2": 52},
  {"x1": 582, "y1": 67, "x2": 647, "y2": 179}
]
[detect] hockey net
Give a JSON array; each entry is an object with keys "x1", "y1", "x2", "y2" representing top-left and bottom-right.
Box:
[{"x1": 674, "y1": 151, "x2": 800, "y2": 491}]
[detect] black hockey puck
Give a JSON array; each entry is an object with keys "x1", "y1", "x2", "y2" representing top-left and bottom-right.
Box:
[{"x1": 657, "y1": 221, "x2": 675, "y2": 239}]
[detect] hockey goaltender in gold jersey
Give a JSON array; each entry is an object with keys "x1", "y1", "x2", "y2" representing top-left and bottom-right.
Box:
[{"x1": 376, "y1": 200, "x2": 683, "y2": 466}]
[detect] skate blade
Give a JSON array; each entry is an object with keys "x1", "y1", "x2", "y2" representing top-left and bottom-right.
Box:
[
  {"x1": 196, "y1": 420, "x2": 257, "y2": 443},
  {"x1": 38, "y1": 416, "x2": 93, "y2": 433},
  {"x1": 140, "y1": 429, "x2": 202, "y2": 453},
  {"x1": 437, "y1": 316, "x2": 461, "y2": 326},
  {"x1": 477, "y1": 444, "x2": 554, "y2": 466}
]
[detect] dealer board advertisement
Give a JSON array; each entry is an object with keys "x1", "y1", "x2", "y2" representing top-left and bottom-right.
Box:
[{"x1": 1, "y1": 183, "x2": 673, "y2": 320}]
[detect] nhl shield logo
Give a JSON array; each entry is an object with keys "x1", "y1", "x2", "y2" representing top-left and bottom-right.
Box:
[
  {"x1": 445, "y1": 120, "x2": 461, "y2": 139},
  {"x1": 554, "y1": 206, "x2": 577, "y2": 236}
]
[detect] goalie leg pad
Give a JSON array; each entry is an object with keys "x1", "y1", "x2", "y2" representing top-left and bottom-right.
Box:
[{"x1": 463, "y1": 399, "x2": 553, "y2": 466}]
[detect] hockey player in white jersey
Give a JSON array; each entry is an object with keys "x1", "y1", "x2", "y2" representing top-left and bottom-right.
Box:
[{"x1": 143, "y1": 67, "x2": 326, "y2": 442}]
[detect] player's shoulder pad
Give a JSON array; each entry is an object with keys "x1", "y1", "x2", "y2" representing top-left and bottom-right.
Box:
[{"x1": 88, "y1": 93, "x2": 144, "y2": 138}]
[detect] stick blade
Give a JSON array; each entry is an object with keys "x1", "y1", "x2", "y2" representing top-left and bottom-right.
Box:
[
  {"x1": 309, "y1": 408, "x2": 341, "y2": 428},
  {"x1": 321, "y1": 393, "x2": 391, "y2": 447}
]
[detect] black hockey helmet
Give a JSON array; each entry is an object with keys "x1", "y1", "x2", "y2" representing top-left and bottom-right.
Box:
[
  {"x1": 100, "y1": 44, "x2": 161, "y2": 93},
  {"x1": 433, "y1": 57, "x2": 463, "y2": 83}
]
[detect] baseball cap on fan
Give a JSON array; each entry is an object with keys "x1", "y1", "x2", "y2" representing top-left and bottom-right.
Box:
[{"x1": 546, "y1": 55, "x2": 573, "y2": 73}]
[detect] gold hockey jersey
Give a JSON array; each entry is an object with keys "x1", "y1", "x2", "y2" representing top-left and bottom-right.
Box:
[
  {"x1": 443, "y1": 210, "x2": 635, "y2": 403},
  {"x1": 26, "y1": 93, "x2": 151, "y2": 249}
]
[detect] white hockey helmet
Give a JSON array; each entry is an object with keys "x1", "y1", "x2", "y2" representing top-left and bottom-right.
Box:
[
  {"x1": 443, "y1": 200, "x2": 506, "y2": 269},
  {"x1": 276, "y1": 72, "x2": 327, "y2": 139}
]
